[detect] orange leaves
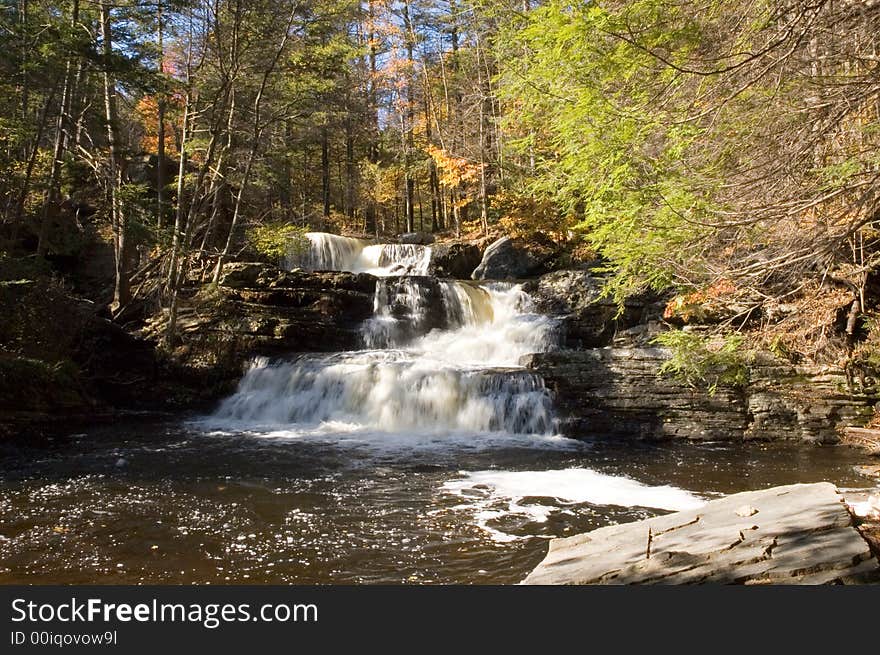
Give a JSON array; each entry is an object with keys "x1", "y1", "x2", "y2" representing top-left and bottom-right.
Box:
[
  {"x1": 664, "y1": 279, "x2": 737, "y2": 322},
  {"x1": 134, "y1": 95, "x2": 181, "y2": 157}
]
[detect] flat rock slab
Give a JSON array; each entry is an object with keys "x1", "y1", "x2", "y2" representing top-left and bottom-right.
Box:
[{"x1": 522, "y1": 483, "x2": 880, "y2": 585}]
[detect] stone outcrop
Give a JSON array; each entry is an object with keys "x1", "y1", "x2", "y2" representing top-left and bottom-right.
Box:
[
  {"x1": 472, "y1": 235, "x2": 562, "y2": 280},
  {"x1": 429, "y1": 241, "x2": 483, "y2": 279},
  {"x1": 517, "y1": 267, "x2": 879, "y2": 443},
  {"x1": 526, "y1": 347, "x2": 878, "y2": 442},
  {"x1": 142, "y1": 263, "x2": 377, "y2": 390},
  {"x1": 523, "y1": 270, "x2": 664, "y2": 348},
  {"x1": 523, "y1": 483, "x2": 880, "y2": 584},
  {"x1": 399, "y1": 231, "x2": 435, "y2": 245}
]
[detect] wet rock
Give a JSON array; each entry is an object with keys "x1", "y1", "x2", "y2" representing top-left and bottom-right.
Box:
[
  {"x1": 523, "y1": 483, "x2": 880, "y2": 585},
  {"x1": 524, "y1": 271, "x2": 612, "y2": 346},
  {"x1": 471, "y1": 235, "x2": 562, "y2": 280},
  {"x1": 143, "y1": 263, "x2": 378, "y2": 391},
  {"x1": 399, "y1": 231, "x2": 435, "y2": 245},
  {"x1": 523, "y1": 270, "x2": 663, "y2": 348},
  {"x1": 429, "y1": 242, "x2": 483, "y2": 279}
]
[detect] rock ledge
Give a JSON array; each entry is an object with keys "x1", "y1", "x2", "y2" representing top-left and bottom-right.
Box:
[{"x1": 522, "y1": 483, "x2": 880, "y2": 585}]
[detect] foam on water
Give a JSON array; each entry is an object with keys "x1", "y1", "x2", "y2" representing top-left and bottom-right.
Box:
[
  {"x1": 441, "y1": 468, "x2": 706, "y2": 542},
  {"x1": 207, "y1": 354, "x2": 556, "y2": 435},
  {"x1": 408, "y1": 283, "x2": 557, "y2": 367},
  {"x1": 362, "y1": 279, "x2": 556, "y2": 365}
]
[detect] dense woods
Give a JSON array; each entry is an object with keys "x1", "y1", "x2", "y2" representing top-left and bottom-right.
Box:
[{"x1": 1, "y1": 0, "x2": 879, "y2": 362}]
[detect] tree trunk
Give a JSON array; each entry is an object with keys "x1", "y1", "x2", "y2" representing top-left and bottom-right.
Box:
[
  {"x1": 321, "y1": 124, "x2": 331, "y2": 225},
  {"x1": 156, "y1": 1, "x2": 166, "y2": 229},
  {"x1": 19, "y1": 0, "x2": 29, "y2": 139},
  {"x1": 345, "y1": 115, "x2": 355, "y2": 220},
  {"x1": 11, "y1": 87, "x2": 56, "y2": 239},
  {"x1": 212, "y1": 2, "x2": 298, "y2": 283},
  {"x1": 37, "y1": 0, "x2": 80, "y2": 256},
  {"x1": 100, "y1": 1, "x2": 130, "y2": 312},
  {"x1": 402, "y1": 0, "x2": 415, "y2": 234},
  {"x1": 164, "y1": 91, "x2": 190, "y2": 347}
]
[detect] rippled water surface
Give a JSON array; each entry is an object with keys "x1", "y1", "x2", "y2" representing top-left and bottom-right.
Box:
[{"x1": 0, "y1": 419, "x2": 874, "y2": 584}]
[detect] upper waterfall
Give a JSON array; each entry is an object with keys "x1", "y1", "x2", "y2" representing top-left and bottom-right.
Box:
[{"x1": 285, "y1": 232, "x2": 431, "y2": 276}]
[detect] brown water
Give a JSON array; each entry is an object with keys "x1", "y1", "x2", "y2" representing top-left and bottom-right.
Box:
[{"x1": 0, "y1": 417, "x2": 874, "y2": 584}]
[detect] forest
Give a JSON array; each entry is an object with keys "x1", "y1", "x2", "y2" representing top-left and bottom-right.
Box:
[{"x1": 1, "y1": 0, "x2": 880, "y2": 362}]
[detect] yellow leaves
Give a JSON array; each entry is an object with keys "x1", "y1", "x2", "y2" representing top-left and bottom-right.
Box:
[
  {"x1": 359, "y1": 159, "x2": 401, "y2": 206},
  {"x1": 424, "y1": 145, "x2": 482, "y2": 188},
  {"x1": 493, "y1": 189, "x2": 569, "y2": 239}
]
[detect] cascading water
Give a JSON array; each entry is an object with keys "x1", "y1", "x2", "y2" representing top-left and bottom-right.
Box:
[
  {"x1": 196, "y1": 234, "x2": 712, "y2": 553},
  {"x1": 286, "y1": 232, "x2": 431, "y2": 276},
  {"x1": 210, "y1": 279, "x2": 559, "y2": 436}
]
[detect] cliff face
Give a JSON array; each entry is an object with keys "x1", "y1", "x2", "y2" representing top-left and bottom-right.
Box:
[
  {"x1": 147, "y1": 263, "x2": 880, "y2": 442},
  {"x1": 127, "y1": 263, "x2": 880, "y2": 443},
  {"x1": 10, "y1": 258, "x2": 869, "y2": 442},
  {"x1": 523, "y1": 269, "x2": 880, "y2": 443},
  {"x1": 526, "y1": 348, "x2": 878, "y2": 443}
]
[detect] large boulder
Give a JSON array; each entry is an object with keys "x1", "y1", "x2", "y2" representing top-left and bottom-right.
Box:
[
  {"x1": 471, "y1": 235, "x2": 562, "y2": 280},
  {"x1": 523, "y1": 483, "x2": 880, "y2": 584},
  {"x1": 429, "y1": 242, "x2": 483, "y2": 279},
  {"x1": 215, "y1": 261, "x2": 270, "y2": 288}
]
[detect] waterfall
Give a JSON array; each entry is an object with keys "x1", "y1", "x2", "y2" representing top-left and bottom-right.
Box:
[
  {"x1": 358, "y1": 243, "x2": 432, "y2": 276},
  {"x1": 210, "y1": 279, "x2": 560, "y2": 436},
  {"x1": 285, "y1": 233, "x2": 367, "y2": 272},
  {"x1": 213, "y1": 354, "x2": 555, "y2": 434},
  {"x1": 286, "y1": 232, "x2": 431, "y2": 276},
  {"x1": 362, "y1": 278, "x2": 496, "y2": 349}
]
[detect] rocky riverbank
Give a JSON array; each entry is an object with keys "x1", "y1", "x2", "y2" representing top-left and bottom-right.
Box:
[
  {"x1": 140, "y1": 263, "x2": 377, "y2": 396},
  {"x1": 522, "y1": 482, "x2": 880, "y2": 584},
  {"x1": 521, "y1": 269, "x2": 880, "y2": 443},
  {"x1": 0, "y1": 277, "x2": 157, "y2": 436},
  {"x1": 526, "y1": 348, "x2": 879, "y2": 442},
  {"x1": 5, "y1": 248, "x2": 880, "y2": 445}
]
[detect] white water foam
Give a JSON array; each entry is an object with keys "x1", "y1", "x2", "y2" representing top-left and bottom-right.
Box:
[
  {"x1": 363, "y1": 279, "x2": 556, "y2": 365},
  {"x1": 199, "y1": 423, "x2": 583, "y2": 455},
  {"x1": 441, "y1": 468, "x2": 705, "y2": 542},
  {"x1": 408, "y1": 283, "x2": 556, "y2": 367},
  {"x1": 207, "y1": 354, "x2": 556, "y2": 434}
]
